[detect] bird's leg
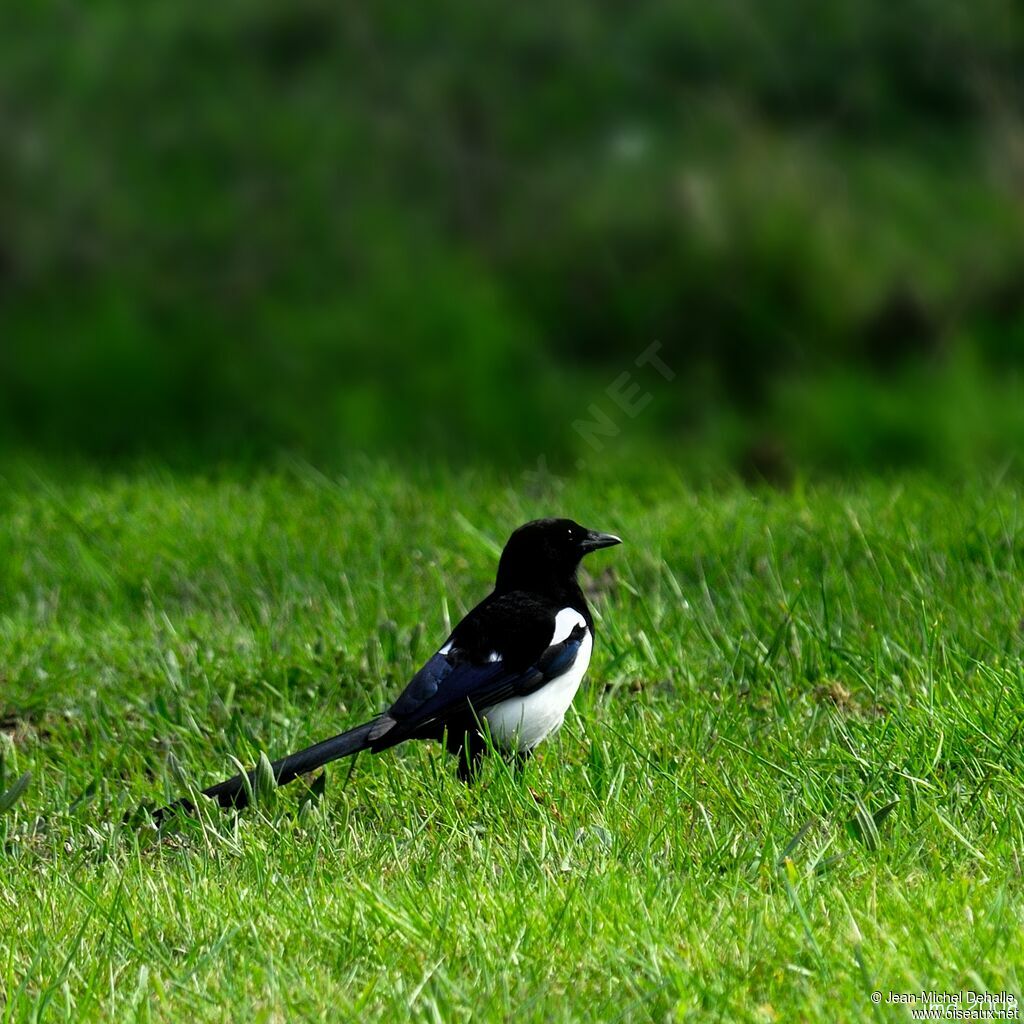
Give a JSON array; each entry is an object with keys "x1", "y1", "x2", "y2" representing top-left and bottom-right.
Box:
[
  {"x1": 506, "y1": 749, "x2": 532, "y2": 776},
  {"x1": 456, "y1": 743, "x2": 484, "y2": 783},
  {"x1": 449, "y1": 728, "x2": 531, "y2": 783},
  {"x1": 448, "y1": 729, "x2": 487, "y2": 784}
]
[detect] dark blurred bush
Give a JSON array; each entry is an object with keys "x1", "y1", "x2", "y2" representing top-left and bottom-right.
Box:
[{"x1": 2, "y1": 1, "x2": 1023, "y2": 472}]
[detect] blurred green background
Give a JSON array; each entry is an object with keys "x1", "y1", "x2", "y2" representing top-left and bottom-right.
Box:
[{"x1": 2, "y1": 0, "x2": 1024, "y2": 477}]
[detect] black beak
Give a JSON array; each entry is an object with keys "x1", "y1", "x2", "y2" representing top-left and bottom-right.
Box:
[{"x1": 579, "y1": 529, "x2": 623, "y2": 554}]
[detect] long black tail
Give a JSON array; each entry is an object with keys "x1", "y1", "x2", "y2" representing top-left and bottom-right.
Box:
[{"x1": 154, "y1": 720, "x2": 379, "y2": 822}]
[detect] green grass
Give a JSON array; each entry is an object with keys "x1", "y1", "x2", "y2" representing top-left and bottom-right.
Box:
[{"x1": 2, "y1": 462, "x2": 1024, "y2": 1021}]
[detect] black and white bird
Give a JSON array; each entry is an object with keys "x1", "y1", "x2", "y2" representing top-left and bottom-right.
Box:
[{"x1": 160, "y1": 518, "x2": 621, "y2": 816}]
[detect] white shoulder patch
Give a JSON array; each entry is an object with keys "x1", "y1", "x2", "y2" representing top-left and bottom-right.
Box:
[
  {"x1": 487, "y1": 651, "x2": 502, "y2": 663},
  {"x1": 439, "y1": 640, "x2": 454, "y2": 656},
  {"x1": 551, "y1": 607, "x2": 587, "y2": 645}
]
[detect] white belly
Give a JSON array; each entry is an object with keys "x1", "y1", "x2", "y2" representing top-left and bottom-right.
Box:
[{"x1": 482, "y1": 630, "x2": 593, "y2": 752}]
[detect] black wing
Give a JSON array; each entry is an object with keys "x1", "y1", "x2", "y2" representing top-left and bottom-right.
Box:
[{"x1": 370, "y1": 593, "x2": 587, "y2": 747}]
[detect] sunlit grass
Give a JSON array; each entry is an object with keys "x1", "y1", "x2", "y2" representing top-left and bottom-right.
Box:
[{"x1": 2, "y1": 464, "x2": 1023, "y2": 1021}]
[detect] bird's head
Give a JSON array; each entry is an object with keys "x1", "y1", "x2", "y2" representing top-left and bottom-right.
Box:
[{"x1": 495, "y1": 518, "x2": 621, "y2": 592}]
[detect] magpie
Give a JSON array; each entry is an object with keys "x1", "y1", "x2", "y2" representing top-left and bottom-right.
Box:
[{"x1": 158, "y1": 518, "x2": 621, "y2": 818}]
